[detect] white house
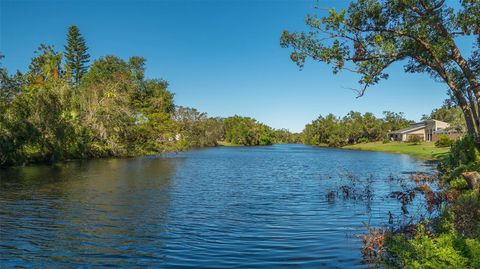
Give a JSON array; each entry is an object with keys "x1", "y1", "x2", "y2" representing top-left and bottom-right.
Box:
[{"x1": 388, "y1": 119, "x2": 453, "y2": 142}]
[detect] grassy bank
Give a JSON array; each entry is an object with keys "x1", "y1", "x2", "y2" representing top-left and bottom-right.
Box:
[
  {"x1": 342, "y1": 141, "x2": 450, "y2": 160},
  {"x1": 217, "y1": 141, "x2": 241, "y2": 147}
]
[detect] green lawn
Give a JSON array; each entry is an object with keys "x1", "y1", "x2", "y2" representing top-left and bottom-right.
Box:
[{"x1": 342, "y1": 141, "x2": 450, "y2": 160}]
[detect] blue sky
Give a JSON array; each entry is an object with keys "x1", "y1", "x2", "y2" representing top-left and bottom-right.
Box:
[{"x1": 1, "y1": 0, "x2": 450, "y2": 132}]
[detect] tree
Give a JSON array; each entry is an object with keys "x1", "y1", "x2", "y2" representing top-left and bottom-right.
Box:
[
  {"x1": 77, "y1": 55, "x2": 137, "y2": 156},
  {"x1": 302, "y1": 111, "x2": 412, "y2": 146},
  {"x1": 223, "y1": 116, "x2": 273, "y2": 146},
  {"x1": 28, "y1": 44, "x2": 63, "y2": 85},
  {"x1": 281, "y1": 0, "x2": 480, "y2": 141},
  {"x1": 175, "y1": 107, "x2": 224, "y2": 148},
  {"x1": 64, "y1": 25, "x2": 90, "y2": 84},
  {"x1": 422, "y1": 104, "x2": 466, "y2": 132},
  {"x1": 382, "y1": 111, "x2": 411, "y2": 133}
]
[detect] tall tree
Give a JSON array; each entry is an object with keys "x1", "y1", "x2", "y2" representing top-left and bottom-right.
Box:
[
  {"x1": 64, "y1": 25, "x2": 90, "y2": 84},
  {"x1": 281, "y1": 0, "x2": 480, "y2": 142}
]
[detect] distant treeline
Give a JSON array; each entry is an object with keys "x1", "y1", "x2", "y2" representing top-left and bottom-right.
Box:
[
  {"x1": 301, "y1": 111, "x2": 412, "y2": 147},
  {"x1": 0, "y1": 26, "x2": 298, "y2": 166},
  {"x1": 1, "y1": 26, "x2": 464, "y2": 166},
  {"x1": 302, "y1": 105, "x2": 465, "y2": 147},
  {"x1": 224, "y1": 116, "x2": 300, "y2": 146}
]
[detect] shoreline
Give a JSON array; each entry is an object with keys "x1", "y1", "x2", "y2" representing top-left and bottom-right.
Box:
[
  {"x1": 1, "y1": 141, "x2": 449, "y2": 168},
  {"x1": 341, "y1": 141, "x2": 449, "y2": 160}
]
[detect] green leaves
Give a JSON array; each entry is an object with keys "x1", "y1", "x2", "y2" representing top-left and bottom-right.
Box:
[
  {"x1": 223, "y1": 116, "x2": 274, "y2": 146},
  {"x1": 64, "y1": 25, "x2": 90, "y2": 84},
  {"x1": 281, "y1": 0, "x2": 480, "y2": 137},
  {"x1": 302, "y1": 110, "x2": 410, "y2": 147}
]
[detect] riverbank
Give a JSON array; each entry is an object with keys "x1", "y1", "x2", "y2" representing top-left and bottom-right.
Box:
[
  {"x1": 342, "y1": 141, "x2": 450, "y2": 160},
  {"x1": 217, "y1": 141, "x2": 241, "y2": 147}
]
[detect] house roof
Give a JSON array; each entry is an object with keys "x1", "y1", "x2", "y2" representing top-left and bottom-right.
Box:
[
  {"x1": 388, "y1": 119, "x2": 450, "y2": 135},
  {"x1": 389, "y1": 125, "x2": 426, "y2": 134}
]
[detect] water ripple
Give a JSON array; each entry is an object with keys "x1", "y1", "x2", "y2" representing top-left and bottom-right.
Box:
[{"x1": 0, "y1": 144, "x2": 432, "y2": 268}]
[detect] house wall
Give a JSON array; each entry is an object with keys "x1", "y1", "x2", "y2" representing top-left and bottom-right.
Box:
[
  {"x1": 405, "y1": 128, "x2": 426, "y2": 141},
  {"x1": 389, "y1": 133, "x2": 408, "y2": 141},
  {"x1": 432, "y1": 132, "x2": 460, "y2": 142},
  {"x1": 389, "y1": 120, "x2": 452, "y2": 142},
  {"x1": 425, "y1": 120, "x2": 450, "y2": 142},
  {"x1": 434, "y1": 121, "x2": 450, "y2": 129}
]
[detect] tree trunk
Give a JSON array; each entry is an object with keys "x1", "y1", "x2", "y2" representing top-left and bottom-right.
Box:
[
  {"x1": 461, "y1": 104, "x2": 477, "y2": 136},
  {"x1": 445, "y1": 84, "x2": 480, "y2": 141}
]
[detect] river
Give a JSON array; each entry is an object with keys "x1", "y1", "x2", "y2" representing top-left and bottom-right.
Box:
[{"x1": 0, "y1": 144, "x2": 434, "y2": 268}]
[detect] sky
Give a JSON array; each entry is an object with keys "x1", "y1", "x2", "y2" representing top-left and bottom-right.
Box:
[{"x1": 1, "y1": 0, "x2": 452, "y2": 132}]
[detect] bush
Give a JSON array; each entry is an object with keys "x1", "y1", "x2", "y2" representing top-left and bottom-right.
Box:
[
  {"x1": 445, "y1": 162, "x2": 480, "y2": 182},
  {"x1": 448, "y1": 135, "x2": 479, "y2": 168},
  {"x1": 358, "y1": 137, "x2": 369, "y2": 144},
  {"x1": 379, "y1": 135, "x2": 480, "y2": 269},
  {"x1": 407, "y1": 134, "x2": 422, "y2": 144},
  {"x1": 385, "y1": 227, "x2": 474, "y2": 268},
  {"x1": 452, "y1": 191, "x2": 480, "y2": 238},
  {"x1": 436, "y1": 134, "x2": 455, "y2": 148},
  {"x1": 450, "y1": 177, "x2": 469, "y2": 190}
]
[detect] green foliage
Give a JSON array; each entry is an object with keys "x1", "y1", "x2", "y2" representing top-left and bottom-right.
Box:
[
  {"x1": 444, "y1": 136, "x2": 479, "y2": 170},
  {"x1": 0, "y1": 27, "x2": 239, "y2": 165},
  {"x1": 223, "y1": 116, "x2": 274, "y2": 146},
  {"x1": 175, "y1": 106, "x2": 224, "y2": 148},
  {"x1": 281, "y1": 0, "x2": 480, "y2": 138},
  {"x1": 407, "y1": 135, "x2": 422, "y2": 145},
  {"x1": 358, "y1": 137, "x2": 369, "y2": 144},
  {"x1": 302, "y1": 111, "x2": 410, "y2": 147},
  {"x1": 380, "y1": 135, "x2": 480, "y2": 269},
  {"x1": 289, "y1": 1, "x2": 480, "y2": 264},
  {"x1": 445, "y1": 162, "x2": 480, "y2": 183},
  {"x1": 450, "y1": 177, "x2": 468, "y2": 190},
  {"x1": 1, "y1": 26, "x2": 290, "y2": 166},
  {"x1": 64, "y1": 25, "x2": 90, "y2": 84},
  {"x1": 385, "y1": 230, "x2": 476, "y2": 268},
  {"x1": 435, "y1": 135, "x2": 455, "y2": 148},
  {"x1": 423, "y1": 105, "x2": 466, "y2": 133},
  {"x1": 272, "y1": 128, "x2": 301, "y2": 144},
  {"x1": 453, "y1": 191, "x2": 480, "y2": 238}
]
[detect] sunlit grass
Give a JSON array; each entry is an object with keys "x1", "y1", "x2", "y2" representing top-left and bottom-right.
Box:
[
  {"x1": 343, "y1": 141, "x2": 450, "y2": 160},
  {"x1": 217, "y1": 141, "x2": 241, "y2": 147}
]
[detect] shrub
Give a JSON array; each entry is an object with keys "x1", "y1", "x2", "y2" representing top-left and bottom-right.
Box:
[
  {"x1": 327, "y1": 134, "x2": 345, "y2": 147},
  {"x1": 447, "y1": 135, "x2": 479, "y2": 168},
  {"x1": 465, "y1": 239, "x2": 480, "y2": 267},
  {"x1": 385, "y1": 227, "x2": 472, "y2": 268},
  {"x1": 444, "y1": 162, "x2": 480, "y2": 182},
  {"x1": 435, "y1": 134, "x2": 454, "y2": 148},
  {"x1": 358, "y1": 137, "x2": 369, "y2": 144},
  {"x1": 407, "y1": 134, "x2": 422, "y2": 145},
  {"x1": 380, "y1": 136, "x2": 480, "y2": 269},
  {"x1": 450, "y1": 177, "x2": 468, "y2": 190},
  {"x1": 452, "y1": 191, "x2": 480, "y2": 238}
]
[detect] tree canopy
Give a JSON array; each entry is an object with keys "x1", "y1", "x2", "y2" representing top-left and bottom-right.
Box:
[
  {"x1": 0, "y1": 26, "x2": 297, "y2": 165},
  {"x1": 64, "y1": 25, "x2": 90, "y2": 84},
  {"x1": 302, "y1": 111, "x2": 411, "y2": 147},
  {"x1": 281, "y1": 0, "x2": 480, "y2": 140},
  {"x1": 223, "y1": 116, "x2": 275, "y2": 146}
]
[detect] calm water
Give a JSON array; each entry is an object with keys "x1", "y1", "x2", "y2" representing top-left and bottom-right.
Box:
[{"x1": 0, "y1": 144, "x2": 434, "y2": 268}]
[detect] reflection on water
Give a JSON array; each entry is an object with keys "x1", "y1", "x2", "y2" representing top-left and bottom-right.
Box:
[{"x1": 0, "y1": 145, "x2": 432, "y2": 268}]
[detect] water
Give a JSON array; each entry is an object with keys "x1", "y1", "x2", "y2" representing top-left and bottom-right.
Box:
[{"x1": 0, "y1": 144, "x2": 434, "y2": 268}]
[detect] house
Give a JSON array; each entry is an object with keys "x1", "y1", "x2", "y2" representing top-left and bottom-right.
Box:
[{"x1": 388, "y1": 119, "x2": 454, "y2": 142}]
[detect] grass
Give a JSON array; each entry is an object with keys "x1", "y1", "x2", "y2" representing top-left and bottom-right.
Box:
[
  {"x1": 342, "y1": 141, "x2": 450, "y2": 160},
  {"x1": 217, "y1": 141, "x2": 241, "y2": 147}
]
